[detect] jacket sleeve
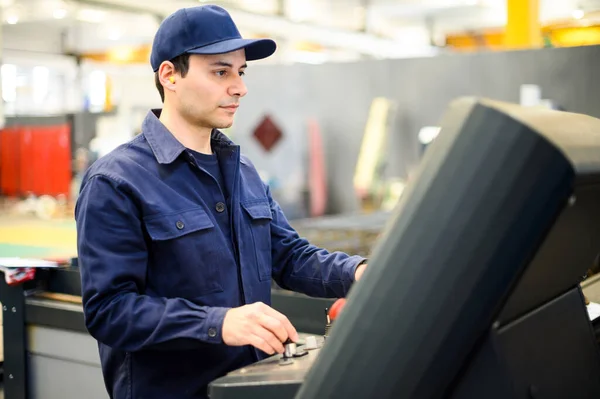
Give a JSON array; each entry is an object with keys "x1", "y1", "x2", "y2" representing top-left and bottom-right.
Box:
[
  {"x1": 266, "y1": 183, "x2": 367, "y2": 298},
  {"x1": 75, "y1": 174, "x2": 229, "y2": 352}
]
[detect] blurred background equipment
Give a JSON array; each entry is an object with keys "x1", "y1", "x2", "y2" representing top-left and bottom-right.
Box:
[
  {"x1": 307, "y1": 118, "x2": 327, "y2": 218},
  {"x1": 290, "y1": 211, "x2": 388, "y2": 259},
  {"x1": 353, "y1": 97, "x2": 396, "y2": 212}
]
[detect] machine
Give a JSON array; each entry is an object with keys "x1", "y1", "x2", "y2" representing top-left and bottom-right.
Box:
[{"x1": 209, "y1": 97, "x2": 600, "y2": 398}]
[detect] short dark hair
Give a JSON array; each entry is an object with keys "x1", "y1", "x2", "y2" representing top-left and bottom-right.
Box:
[{"x1": 154, "y1": 53, "x2": 191, "y2": 103}]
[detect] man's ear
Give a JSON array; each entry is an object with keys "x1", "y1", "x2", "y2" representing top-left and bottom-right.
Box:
[{"x1": 158, "y1": 61, "x2": 177, "y2": 90}]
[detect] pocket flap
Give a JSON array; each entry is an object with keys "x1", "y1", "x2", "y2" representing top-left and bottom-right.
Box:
[
  {"x1": 241, "y1": 200, "x2": 273, "y2": 220},
  {"x1": 144, "y1": 208, "x2": 214, "y2": 240}
]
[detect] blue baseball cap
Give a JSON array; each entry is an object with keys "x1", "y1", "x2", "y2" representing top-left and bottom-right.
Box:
[{"x1": 150, "y1": 5, "x2": 276, "y2": 72}]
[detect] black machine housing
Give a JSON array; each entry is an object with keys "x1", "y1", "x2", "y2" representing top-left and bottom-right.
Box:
[{"x1": 209, "y1": 98, "x2": 600, "y2": 399}]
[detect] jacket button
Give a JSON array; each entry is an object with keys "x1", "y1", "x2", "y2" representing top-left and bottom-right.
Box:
[
  {"x1": 215, "y1": 202, "x2": 226, "y2": 213},
  {"x1": 176, "y1": 221, "x2": 184, "y2": 230},
  {"x1": 208, "y1": 327, "x2": 217, "y2": 338}
]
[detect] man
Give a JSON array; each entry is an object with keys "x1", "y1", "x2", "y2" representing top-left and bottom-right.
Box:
[{"x1": 75, "y1": 5, "x2": 368, "y2": 399}]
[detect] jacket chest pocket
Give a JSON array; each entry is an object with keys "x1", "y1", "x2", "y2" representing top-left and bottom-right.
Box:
[
  {"x1": 143, "y1": 207, "x2": 224, "y2": 298},
  {"x1": 241, "y1": 201, "x2": 273, "y2": 281}
]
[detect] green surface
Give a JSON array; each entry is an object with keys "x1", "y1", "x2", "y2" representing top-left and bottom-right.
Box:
[{"x1": 0, "y1": 243, "x2": 58, "y2": 258}]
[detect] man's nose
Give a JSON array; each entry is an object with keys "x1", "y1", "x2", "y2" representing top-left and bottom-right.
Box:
[{"x1": 229, "y1": 74, "x2": 248, "y2": 98}]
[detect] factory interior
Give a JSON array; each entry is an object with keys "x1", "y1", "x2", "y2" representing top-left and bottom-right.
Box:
[{"x1": 4, "y1": 0, "x2": 600, "y2": 398}]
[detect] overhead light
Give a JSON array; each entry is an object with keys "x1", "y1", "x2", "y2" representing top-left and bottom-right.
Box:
[
  {"x1": 573, "y1": 9, "x2": 585, "y2": 19},
  {"x1": 6, "y1": 14, "x2": 18, "y2": 24},
  {"x1": 53, "y1": 8, "x2": 67, "y2": 19},
  {"x1": 77, "y1": 8, "x2": 107, "y2": 23},
  {"x1": 286, "y1": 2, "x2": 313, "y2": 22},
  {"x1": 238, "y1": 0, "x2": 277, "y2": 14}
]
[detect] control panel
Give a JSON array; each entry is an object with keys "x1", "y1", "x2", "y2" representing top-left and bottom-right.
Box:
[{"x1": 208, "y1": 299, "x2": 346, "y2": 399}]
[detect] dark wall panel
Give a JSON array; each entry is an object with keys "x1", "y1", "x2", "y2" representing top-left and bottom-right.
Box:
[{"x1": 234, "y1": 45, "x2": 600, "y2": 215}]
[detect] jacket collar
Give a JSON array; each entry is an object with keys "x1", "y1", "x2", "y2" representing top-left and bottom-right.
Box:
[{"x1": 142, "y1": 109, "x2": 236, "y2": 165}]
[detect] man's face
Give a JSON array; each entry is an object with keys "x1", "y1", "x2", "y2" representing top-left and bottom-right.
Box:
[{"x1": 175, "y1": 49, "x2": 248, "y2": 130}]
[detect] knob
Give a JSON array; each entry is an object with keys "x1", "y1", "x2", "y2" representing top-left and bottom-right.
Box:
[
  {"x1": 283, "y1": 339, "x2": 297, "y2": 358},
  {"x1": 305, "y1": 335, "x2": 318, "y2": 350}
]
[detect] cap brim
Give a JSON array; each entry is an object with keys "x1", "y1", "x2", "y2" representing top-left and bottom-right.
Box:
[{"x1": 186, "y1": 38, "x2": 276, "y2": 61}]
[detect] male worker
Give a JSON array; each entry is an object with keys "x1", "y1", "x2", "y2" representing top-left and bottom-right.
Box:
[{"x1": 75, "y1": 5, "x2": 368, "y2": 399}]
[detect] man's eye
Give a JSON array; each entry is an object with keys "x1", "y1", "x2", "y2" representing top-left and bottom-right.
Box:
[
  {"x1": 239, "y1": 71, "x2": 245, "y2": 77},
  {"x1": 216, "y1": 70, "x2": 226, "y2": 76}
]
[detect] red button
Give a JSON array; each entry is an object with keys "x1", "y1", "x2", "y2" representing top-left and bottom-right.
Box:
[{"x1": 329, "y1": 298, "x2": 346, "y2": 321}]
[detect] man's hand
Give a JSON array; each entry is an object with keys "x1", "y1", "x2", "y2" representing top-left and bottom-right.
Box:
[
  {"x1": 355, "y1": 263, "x2": 368, "y2": 281},
  {"x1": 222, "y1": 302, "x2": 299, "y2": 355}
]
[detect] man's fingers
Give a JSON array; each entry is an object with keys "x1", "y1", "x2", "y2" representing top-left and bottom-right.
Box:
[
  {"x1": 248, "y1": 334, "x2": 276, "y2": 355},
  {"x1": 251, "y1": 326, "x2": 284, "y2": 354},
  {"x1": 258, "y1": 313, "x2": 288, "y2": 343},
  {"x1": 259, "y1": 304, "x2": 299, "y2": 342}
]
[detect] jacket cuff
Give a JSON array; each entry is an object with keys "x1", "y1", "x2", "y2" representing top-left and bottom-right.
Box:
[
  {"x1": 202, "y1": 307, "x2": 230, "y2": 344},
  {"x1": 347, "y1": 256, "x2": 368, "y2": 284}
]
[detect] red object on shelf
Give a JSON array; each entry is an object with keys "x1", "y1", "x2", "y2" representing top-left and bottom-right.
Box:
[
  {"x1": 50, "y1": 124, "x2": 73, "y2": 197},
  {"x1": 20, "y1": 126, "x2": 35, "y2": 194},
  {"x1": 0, "y1": 267, "x2": 36, "y2": 286},
  {"x1": 0, "y1": 122, "x2": 72, "y2": 198},
  {"x1": 0, "y1": 127, "x2": 20, "y2": 196}
]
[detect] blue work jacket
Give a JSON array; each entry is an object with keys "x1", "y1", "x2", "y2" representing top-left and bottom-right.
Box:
[{"x1": 75, "y1": 109, "x2": 366, "y2": 399}]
